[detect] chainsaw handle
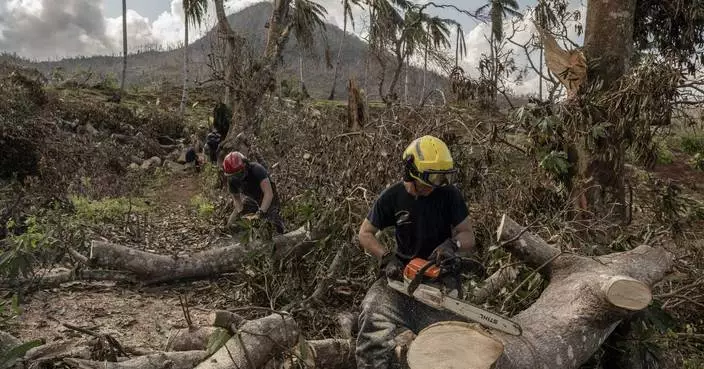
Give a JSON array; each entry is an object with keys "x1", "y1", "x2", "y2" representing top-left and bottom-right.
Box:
[{"x1": 406, "y1": 259, "x2": 438, "y2": 296}]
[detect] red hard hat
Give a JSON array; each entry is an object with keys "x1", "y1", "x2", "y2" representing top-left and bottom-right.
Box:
[{"x1": 223, "y1": 151, "x2": 246, "y2": 175}]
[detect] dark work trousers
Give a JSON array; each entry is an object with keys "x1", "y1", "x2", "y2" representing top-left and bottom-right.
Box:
[{"x1": 355, "y1": 277, "x2": 467, "y2": 369}]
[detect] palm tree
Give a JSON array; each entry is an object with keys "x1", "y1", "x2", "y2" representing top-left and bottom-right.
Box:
[
  {"x1": 476, "y1": 0, "x2": 521, "y2": 101},
  {"x1": 290, "y1": 0, "x2": 327, "y2": 97},
  {"x1": 179, "y1": 0, "x2": 208, "y2": 116},
  {"x1": 120, "y1": 0, "x2": 127, "y2": 99},
  {"x1": 454, "y1": 23, "x2": 467, "y2": 68},
  {"x1": 419, "y1": 15, "x2": 452, "y2": 101},
  {"x1": 328, "y1": 0, "x2": 362, "y2": 100}
]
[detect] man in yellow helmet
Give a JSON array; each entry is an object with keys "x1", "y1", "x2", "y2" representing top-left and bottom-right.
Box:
[{"x1": 355, "y1": 135, "x2": 476, "y2": 369}]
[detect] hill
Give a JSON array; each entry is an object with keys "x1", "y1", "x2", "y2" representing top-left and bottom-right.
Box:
[{"x1": 19, "y1": 2, "x2": 450, "y2": 102}]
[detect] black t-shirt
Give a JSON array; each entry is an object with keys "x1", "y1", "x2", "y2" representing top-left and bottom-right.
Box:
[
  {"x1": 228, "y1": 162, "x2": 280, "y2": 207},
  {"x1": 367, "y1": 182, "x2": 469, "y2": 264}
]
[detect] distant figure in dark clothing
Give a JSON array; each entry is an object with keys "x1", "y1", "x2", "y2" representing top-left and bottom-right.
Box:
[
  {"x1": 213, "y1": 102, "x2": 231, "y2": 138},
  {"x1": 204, "y1": 131, "x2": 221, "y2": 163}
]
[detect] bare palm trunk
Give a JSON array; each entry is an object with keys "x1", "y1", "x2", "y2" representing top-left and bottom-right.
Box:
[
  {"x1": 404, "y1": 55, "x2": 409, "y2": 104},
  {"x1": 120, "y1": 0, "x2": 127, "y2": 97},
  {"x1": 538, "y1": 46, "x2": 543, "y2": 100},
  {"x1": 328, "y1": 12, "x2": 348, "y2": 100},
  {"x1": 421, "y1": 41, "x2": 428, "y2": 104},
  {"x1": 180, "y1": 17, "x2": 189, "y2": 116}
]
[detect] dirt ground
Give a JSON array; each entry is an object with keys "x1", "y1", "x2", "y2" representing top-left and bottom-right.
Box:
[{"x1": 11, "y1": 170, "x2": 229, "y2": 351}]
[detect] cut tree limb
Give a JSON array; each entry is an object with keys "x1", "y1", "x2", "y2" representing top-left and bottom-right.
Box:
[
  {"x1": 471, "y1": 266, "x2": 519, "y2": 304},
  {"x1": 407, "y1": 214, "x2": 674, "y2": 369},
  {"x1": 209, "y1": 310, "x2": 246, "y2": 331},
  {"x1": 2, "y1": 267, "x2": 137, "y2": 289},
  {"x1": 195, "y1": 313, "x2": 300, "y2": 369},
  {"x1": 165, "y1": 326, "x2": 230, "y2": 352},
  {"x1": 90, "y1": 227, "x2": 311, "y2": 284},
  {"x1": 286, "y1": 339, "x2": 355, "y2": 369},
  {"x1": 496, "y1": 215, "x2": 560, "y2": 273},
  {"x1": 63, "y1": 350, "x2": 207, "y2": 369}
]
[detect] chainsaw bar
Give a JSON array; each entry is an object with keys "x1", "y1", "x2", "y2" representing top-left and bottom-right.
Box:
[{"x1": 387, "y1": 278, "x2": 522, "y2": 336}]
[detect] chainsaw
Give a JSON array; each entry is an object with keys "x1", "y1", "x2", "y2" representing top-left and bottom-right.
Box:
[{"x1": 387, "y1": 257, "x2": 522, "y2": 336}]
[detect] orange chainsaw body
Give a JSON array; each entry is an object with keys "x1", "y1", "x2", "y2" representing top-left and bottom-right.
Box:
[{"x1": 403, "y1": 258, "x2": 441, "y2": 282}]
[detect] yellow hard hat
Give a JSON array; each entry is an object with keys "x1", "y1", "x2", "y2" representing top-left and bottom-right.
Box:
[{"x1": 402, "y1": 135, "x2": 457, "y2": 187}]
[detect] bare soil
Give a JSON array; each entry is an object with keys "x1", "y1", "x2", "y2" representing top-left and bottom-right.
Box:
[{"x1": 10, "y1": 170, "x2": 227, "y2": 350}]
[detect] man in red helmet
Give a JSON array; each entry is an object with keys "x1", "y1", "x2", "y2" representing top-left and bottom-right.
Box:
[{"x1": 223, "y1": 151, "x2": 285, "y2": 234}]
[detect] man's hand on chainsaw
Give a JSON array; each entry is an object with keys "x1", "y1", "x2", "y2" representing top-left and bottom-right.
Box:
[
  {"x1": 429, "y1": 238, "x2": 459, "y2": 267},
  {"x1": 380, "y1": 252, "x2": 403, "y2": 280}
]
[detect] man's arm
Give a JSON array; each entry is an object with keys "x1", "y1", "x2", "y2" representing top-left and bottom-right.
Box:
[
  {"x1": 452, "y1": 216, "x2": 475, "y2": 254},
  {"x1": 258, "y1": 178, "x2": 274, "y2": 212},
  {"x1": 358, "y1": 219, "x2": 388, "y2": 259},
  {"x1": 232, "y1": 193, "x2": 243, "y2": 212}
]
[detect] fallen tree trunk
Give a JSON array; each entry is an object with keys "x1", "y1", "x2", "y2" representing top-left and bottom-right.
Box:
[
  {"x1": 165, "y1": 326, "x2": 230, "y2": 352},
  {"x1": 195, "y1": 313, "x2": 300, "y2": 369},
  {"x1": 286, "y1": 338, "x2": 355, "y2": 369},
  {"x1": 90, "y1": 227, "x2": 311, "y2": 284},
  {"x1": 2, "y1": 267, "x2": 137, "y2": 290},
  {"x1": 63, "y1": 350, "x2": 206, "y2": 369},
  {"x1": 406, "y1": 214, "x2": 674, "y2": 369}
]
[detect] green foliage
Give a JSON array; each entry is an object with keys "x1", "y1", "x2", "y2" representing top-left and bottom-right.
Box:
[
  {"x1": 190, "y1": 194, "x2": 215, "y2": 218},
  {"x1": 679, "y1": 134, "x2": 704, "y2": 156},
  {"x1": 538, "y1": 150, "x2": 571, "y2": 177},
  {"x1": 0, "y1": 294, "x2": 21, "y2": 330},
  {"x1": 688, "y1": 152, "x2": 704, "y2": 171},
  {"x1": 70, "y1": 195, "x2": 149, "y2": 224},
  {"x1": 1, "y1": 216, "x2": 56, "y2": 280},
  {"x1": 655, "y1": 143, "x2": 674, "y2": 165}
]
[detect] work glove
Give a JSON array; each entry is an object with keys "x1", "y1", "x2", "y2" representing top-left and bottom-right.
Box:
[
  {"x1": 429, "y1": 238, "x2": 459, "y2": 267},
  {"x1": 380, "y1": 252, "x2": 403, "y2": 280}
]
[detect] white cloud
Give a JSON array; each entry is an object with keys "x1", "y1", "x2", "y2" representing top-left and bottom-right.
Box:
[{"x1": 456, "y1": 4, "x2": 586, "y2": 97}]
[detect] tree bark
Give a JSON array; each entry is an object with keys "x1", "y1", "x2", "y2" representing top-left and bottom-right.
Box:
[
  {"x1": 165, "y1": 326, "x2": 230, "y2": 352},
  {"x1": 2, "y1": 267, "x2": 137, "y2": 290},
  {"x1": 406, "y1": 214, "x2": 674, "y2": 369},
  {"x1": 64, "y1": 351, "x2": 206, "y2": 369},
  {"x1": 180, "y1": 10, "x2": 189, "y2": 117},
  {"x1": 89, "y1": 228, "x2": 308, "y2": 284},
  {"x1": 120, "y1": 0, "x2": 127, "y2": 96},
  {"x1": 328, "y1": 9, "x2": 348, "y2": 100},
  {"x1": 0, "y1": 330, "x2": 21, "y2": 354},
  {"x1": 574, "y1": 0, "x2": 637, "y2": 223},
  {"x1": 214, "y1": 0, "x2": 240, "y2": 110},
  {"x1": 195, "y1": 313, "x2": 299, "y2": 369},
  {"x1": 470, "y1": 265, "x2": 519, "y2": 305},
  {"x1": 286, "y1": 339, "x2": 356, "y2": 369}
]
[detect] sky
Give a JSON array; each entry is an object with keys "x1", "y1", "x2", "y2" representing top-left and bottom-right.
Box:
[{"x1": 0, "y1": 0, "x2": 586, "y2": 96}]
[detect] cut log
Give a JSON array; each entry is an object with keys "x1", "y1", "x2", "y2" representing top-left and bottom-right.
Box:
[
  {"x1": 406, "y1": 214, "x2": 674, "y2": 369},
  {"x1": 407, "y1": 322, "x2": 503, "y2": 369},
  {"x1": 286, "y1": 339, "x2": 355, "y2": 369},
  {"x1": 165, "y1": 326, "x2": 230, "y2": 352},
  {"x1": 90, "y1": 227, "x2": 310, "y2": 284},
  {"x1": 63, "y1": 350, "x2": 206, "y2": 369},
  {"x1": 195, "y1": 313, "x2": 300, "y2": 369},
  {"x1": 208, "y1": 310, "x2": 246, "y2": 331}
]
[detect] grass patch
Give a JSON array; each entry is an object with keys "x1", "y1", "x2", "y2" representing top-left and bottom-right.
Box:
[
  {"x1": 71, "y1": 195, "x2": 149, "y2": 223},
  {"x1": 190, "y1": 194, "x2": 215, "y2": 218},
  {"x1": 679, "y1": 134, "x2": 704, "y2": 156}
]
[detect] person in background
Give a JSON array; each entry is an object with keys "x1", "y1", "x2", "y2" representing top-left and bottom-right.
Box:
[{"x1": 222, "y1": 151, "x2": 285, "y2": 234}]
